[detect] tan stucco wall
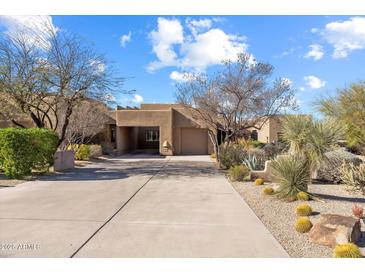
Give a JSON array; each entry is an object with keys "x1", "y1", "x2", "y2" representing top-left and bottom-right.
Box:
[
  {"x1": 116, "y1": 109, "x2": 173, "y2": 155},
  {"x1": 116, "y1": 126, "x2": 137, "y2": 153},
  {"x1": 115, "y1": 105, "x2": 212, "y2": 155},
  {"x1": 255, "y1": 116, "x2": 282, "y2": 143}
]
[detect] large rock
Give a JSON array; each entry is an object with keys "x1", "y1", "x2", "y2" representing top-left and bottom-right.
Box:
[{"x1": 309, "y1": 214, "x2": 362, "y2": 247}]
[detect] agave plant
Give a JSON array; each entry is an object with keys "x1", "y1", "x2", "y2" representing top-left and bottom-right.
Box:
[
  {"x1": 243, "y1": 154, "x2": 258, "y2": 170},
  {"x1": 271, "y1": 154, "x2": 310, "y2": 199}
]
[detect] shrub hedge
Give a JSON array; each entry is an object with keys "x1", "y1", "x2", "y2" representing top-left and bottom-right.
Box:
[{"x1": 0, "y1": 128, "x2": 58, "y2": 178}]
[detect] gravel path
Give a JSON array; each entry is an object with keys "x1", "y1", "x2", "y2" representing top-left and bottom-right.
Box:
[{"x1": 230, "y1": 180, "x2": 365, "y2": 258}]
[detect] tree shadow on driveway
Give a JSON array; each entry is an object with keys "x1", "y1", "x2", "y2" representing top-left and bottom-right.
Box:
[{"x1": 37, "y1": 159, "x2": 220, "y2": 182}]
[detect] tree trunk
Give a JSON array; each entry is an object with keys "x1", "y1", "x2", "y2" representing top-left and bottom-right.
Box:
[
  {"x1": 58, "y1": 103, "x2": 73, "y2": 147},
  {"x1": 30, "y1": 112, "x2": 45, "y2": 128}
]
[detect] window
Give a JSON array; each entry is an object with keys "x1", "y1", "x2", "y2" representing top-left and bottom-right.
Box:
[
  {"x1": 146, "y1": 130, "x2": 159, "y2": 142},
  {"x1": 111, "y1": 126, "x2": 116, "y2": 142}
]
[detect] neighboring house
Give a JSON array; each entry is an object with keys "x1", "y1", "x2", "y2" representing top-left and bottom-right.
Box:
[
  {"x1": 249, "y1": 116, "x2": 283, "y2": 144},
  {"x1": 105, "y1": 104, "x2": 285, "y2": 156}
]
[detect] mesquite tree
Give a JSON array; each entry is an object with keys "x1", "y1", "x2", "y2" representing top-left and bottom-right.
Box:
[
  {"x1": 0, "y1": 22, "x2": 125, "y2": 147},
  {"x1": 176, "y1": 53, "x2": 297, "y2": 157}
]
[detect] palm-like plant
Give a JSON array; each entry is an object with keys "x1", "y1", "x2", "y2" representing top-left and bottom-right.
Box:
[{"x1": 272, "y1": 115, "x2": 343, "y2": 198}]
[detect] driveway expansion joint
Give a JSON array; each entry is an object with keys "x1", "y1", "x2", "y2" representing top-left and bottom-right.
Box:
[{"x1": 69, "y1": 158, "x2": 171, "y2": 258}]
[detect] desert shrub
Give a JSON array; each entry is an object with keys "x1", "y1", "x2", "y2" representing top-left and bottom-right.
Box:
[
  {"x1": 236, "y1": 138, "x2": 265, "y2": 149},
  {"x1": 218, "y1": 143, "x2": 247, "y2": 169},
  {"x1": 271, "y1": 154, "x2": 310, "y2": 199},
  {"x1": 255, "y1": 178, "x2": 264, "y2": 185},
  {"x1": 89, "y1": 144, "x2": 102, "y2": 158},
  {"x1": 246, "y1": 139, "x2": 266, "y2": 148},
  {"x1": 296, "y1": 191, "x2": 309, "y2": 201},
  {"x1": 333, "y1": 243, "x2": 362, "y2": 258},
  {"x1": 339, "y1": 162, "x2": 365, "y2": 195},
  {"x1": 67, "y1": 144, "x2": 90, "y2": 160},
  {"x1": 262, "y1": 142, "x2": 287, "y2": 159},
  {"x1": 295, "y1": 217, "x2": 313, "y2": 233},
  {"x1": 263, "y1": 187, "x2": 274, "y2": 195},
  {"x1": 316, "y1": 148, "x2": 362, "y2": 183},
  {"x1": 0, "y1": 128, "x2": 58, "y2": 178},
  {"x1": 228, "y1": 165, "x2": 250, "y2": 182},
  {"x1": 295, "y1": 204, "x2": 312, "y2": 216}
]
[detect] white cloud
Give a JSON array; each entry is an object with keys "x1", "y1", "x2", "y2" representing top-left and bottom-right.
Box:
[
  {"x1": 310, "y1": 28, "x2": 318, "y2": 33},
  {"x1": 147, "y1": 17, "x2": 184, "y2": 72},
  {"x1": 132, "y1": 94, "x2": 144, "y2": 103},
  {"x1": 322, "y1": 17, "x2": 365, "y2": 58},
  {"x1": 0, "y1": 15, "x2": 57, "y2": 49},
  {"x1": 147, "y1": 17, "x2": 248, "y2": 73},
  {"x1": 169, "y1": 70, "x2": 197, "y2": 82},
  {"x1": 180, "y1": 29, "x2": 247, "y2": 70},
  {"x1": 120, "y1": 31, "x2": 132, "y2": 48},
  {"x1": 186, "y1": 18, "x2": 212, "y2": 36},
  {"x1": 304, "y1": 44, "x2": 324, "y2": 61},
  {"x1": 303, "y1": 75, "x2": 326, "y2": 89}
]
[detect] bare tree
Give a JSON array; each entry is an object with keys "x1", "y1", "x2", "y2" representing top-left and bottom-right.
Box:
[
  {"x1": 63, "y1": 99, "x2": 112, "y2": 146},
  {"x1": 0, "y1": 21, "x2": 126, "y2": 147},
  {"x1": 176, "y1": 53, "x2": 297, "y2": 156}
]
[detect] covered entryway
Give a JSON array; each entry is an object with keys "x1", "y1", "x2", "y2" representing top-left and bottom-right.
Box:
[
  {"x1": 116, "y1": 126, "x2": 160, "y2": 154},
  {"x1": 180, "y1": 128, "x2": 208, "y2": 155}
]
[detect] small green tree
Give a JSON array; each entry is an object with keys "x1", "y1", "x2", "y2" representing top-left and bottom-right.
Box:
[{"x1": 318, "y1": 82, "x2": 365, "y2": 148}]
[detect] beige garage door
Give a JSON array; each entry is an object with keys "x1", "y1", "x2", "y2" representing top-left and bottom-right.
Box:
[{"x1": 181, "y1": 128, "x2": 208, "y2": 155}]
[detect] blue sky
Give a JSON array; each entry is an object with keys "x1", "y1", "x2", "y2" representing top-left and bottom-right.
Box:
[{"x1": 1, "y1": 15, "x2": 365, "y2": 115}]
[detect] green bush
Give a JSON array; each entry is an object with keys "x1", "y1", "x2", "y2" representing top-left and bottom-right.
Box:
[
  {"x1": 218, "y1": 143, "x2": 247, "y2": 169},
  {"x1": 228, "y1": 165, "x2": 250, "y2": 182},
  {"x1": 67, "y1": 144, "x2": 90, "y2": 160},
  {"x1": 0, "y1": 128, "x2": 58, "y2": 178}
]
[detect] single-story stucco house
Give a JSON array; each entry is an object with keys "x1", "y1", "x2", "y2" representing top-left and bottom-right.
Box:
[{"x1": 104, "y1": 104, "x2": 283, "y2": 156}]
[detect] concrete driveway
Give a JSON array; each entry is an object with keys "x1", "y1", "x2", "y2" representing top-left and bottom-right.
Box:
[{"x1": 0, "y1": 155, "x2": 288, "y2": 257}]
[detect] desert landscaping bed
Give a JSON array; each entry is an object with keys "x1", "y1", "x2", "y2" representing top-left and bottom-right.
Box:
[{"x1": 231, "y1": 180, "x2": 365, "y2": 258}]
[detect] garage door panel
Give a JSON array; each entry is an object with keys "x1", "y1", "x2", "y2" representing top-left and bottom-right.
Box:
[{"x1": 181, "y1": 128, "x2": 208, "y2": 155}]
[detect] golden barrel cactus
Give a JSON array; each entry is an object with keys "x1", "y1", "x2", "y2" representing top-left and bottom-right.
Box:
[
  {"x1": 295, "y1": 203, "x2": 312, "y2": 216},
  {"x1": 263, "y1": 187, "x2": 274, "y2": 195},
  {"x1": 333, "y1": 243, "x2": 362, "y2": 258},
  {"x1": 255, "y1": 178, "x2": 264, "y2": 185},
  {"x1": 295, "y1": 217, "x2": 313, "y2": 233}
]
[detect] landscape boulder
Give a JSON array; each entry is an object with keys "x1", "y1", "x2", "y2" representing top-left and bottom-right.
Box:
[{"x1": 309, "y1": 214, "x2": 362, "y2": 247}]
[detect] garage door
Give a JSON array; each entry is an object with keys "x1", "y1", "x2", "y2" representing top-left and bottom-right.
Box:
[{"x1": 181, "y1": 128, "x2": 208, "y2": 155}]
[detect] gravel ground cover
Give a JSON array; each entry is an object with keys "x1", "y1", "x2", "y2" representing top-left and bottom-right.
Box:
[{"x1": 231, "y1": 180, "x2": 365, "y2": 257}]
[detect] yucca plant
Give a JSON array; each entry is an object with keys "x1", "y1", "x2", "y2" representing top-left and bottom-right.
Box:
[
  {"x1": 280, "y1": 115, "x2": 343, "y2": 184},
  {"x1": 271, "y1": 154, "x2": 310, "y2": 199}
]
